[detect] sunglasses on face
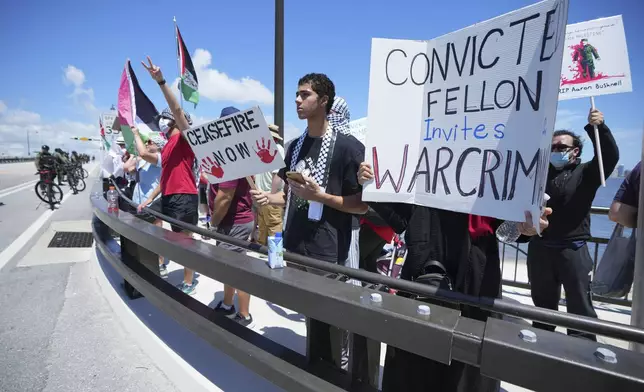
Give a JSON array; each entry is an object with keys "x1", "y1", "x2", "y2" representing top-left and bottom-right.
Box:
[{"x1": 551, "y1": 144, "x2": 574, "y2": 152}]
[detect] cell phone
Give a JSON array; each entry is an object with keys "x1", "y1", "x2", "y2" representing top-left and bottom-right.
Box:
[{"x1": 286, "y1": 171, "x2": 305, "y2": 184}]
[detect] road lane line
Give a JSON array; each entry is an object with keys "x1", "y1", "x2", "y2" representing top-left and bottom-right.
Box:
[
  {"x1": 0, "y1": 189, "x2": 74, "y2": 271},
  {"x1": 0, "y1": 180, "x2": 39, "y2": 198}
]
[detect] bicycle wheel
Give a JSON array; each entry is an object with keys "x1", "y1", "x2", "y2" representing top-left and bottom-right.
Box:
[
  {"x1": 82, "y1": 168, "x2": 89, "y2": 179},
  {"x1": 76, "y1": 178, "x2": 86, "y2": 192},
  {"x1": 35, "y1": 181, "x2": 63, "y2": 205},
  {"x1": 48, "y1": 183, "x2": 64, "y2": 204},
  {"x1": 35, "y1": 181, "x2": 49, "y2": 204}
]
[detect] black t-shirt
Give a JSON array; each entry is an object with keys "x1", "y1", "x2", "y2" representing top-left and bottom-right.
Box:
[
  {"x1": 614, "y1": 162, "x2": 641, "y2": 207},
  {"x1": 278, "y1": 132, "x2": 364, "y2": 263}
]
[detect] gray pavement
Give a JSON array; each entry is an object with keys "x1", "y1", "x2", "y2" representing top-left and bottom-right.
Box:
[
  {"x1": 0, "y1": 161, "x2": 40, "y2": 191},
  {"x1": 0, "y1": 166, "x2": 180, "y2": 392}
]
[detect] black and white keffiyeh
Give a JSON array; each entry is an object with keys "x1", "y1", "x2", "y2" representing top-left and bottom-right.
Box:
[
  {"x1": 283, "y1": 125, "x2": 337, "y2": 230},
  {"x1": 327, "y1": 96, "x2": 351, "y2": 135}
]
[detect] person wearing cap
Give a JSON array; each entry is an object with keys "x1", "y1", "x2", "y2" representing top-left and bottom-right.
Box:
[
  {"x1": 127, "y1": 126, "x2": 168, "y2": 276},
  {"x1": 139, "y1": 56, "x2": 199, "y2": 295},
  {"x1": 209, "y1": 106, "x2": 257, "y2": 327},
  {"x1": 254, "y1": 124, "x2": 285, "y2": 245}
]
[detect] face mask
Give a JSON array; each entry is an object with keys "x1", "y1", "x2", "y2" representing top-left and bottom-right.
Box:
[
  {"x1": 550, "y1": 151, "x2": 570, "y2": 168},
  {"x1": 159, "y1": 118, "x2": 171, "y2": 134}
]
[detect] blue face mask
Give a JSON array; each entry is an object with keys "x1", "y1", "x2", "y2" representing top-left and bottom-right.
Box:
[{"x1": 550, "y1": 151, "x2": 570, "y2": 168}]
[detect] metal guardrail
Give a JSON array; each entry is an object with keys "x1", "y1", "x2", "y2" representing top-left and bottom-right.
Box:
[
  {"x1": 91, "y1": 182, "x2": 644, "y2": 391},
  {"x1": 0, "y1": 156, "x2": 35, "y2": 164},
  {"x1": 500, "y1": 206, "x2": 633, "y2": 307}
]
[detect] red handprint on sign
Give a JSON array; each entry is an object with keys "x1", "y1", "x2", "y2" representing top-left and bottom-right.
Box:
[
  {"x1": 201, "y1": 157, "x2": 224, "y2": 179},
  {"x1": 254, "y1": 138, "x2": 278, "y2": 164}
]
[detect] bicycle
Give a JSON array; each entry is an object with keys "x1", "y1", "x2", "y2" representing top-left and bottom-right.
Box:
[
  {"x1": 64, "y1": 164, "x2": 86, "y2": 194},
  {"x1": 71, "y1": 162, "x2": 89, "y2": 179},
  {"x1": 35, "y1": 169, "x2": 63, "y2": 210}
]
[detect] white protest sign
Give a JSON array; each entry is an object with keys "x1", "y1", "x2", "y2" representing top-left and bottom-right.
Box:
[
  {"x1": 559, "y1": 15, "x2": 632, "y2": 100},
  {"x1": 184, "y1": 106, "x2": 285, "y2": 184},
  {"x1": 363, "y1": 0, "x2": 569, "y2": 226},
  {"x1": 348, "y1": 117, "x2": 367, "y2": 146}
]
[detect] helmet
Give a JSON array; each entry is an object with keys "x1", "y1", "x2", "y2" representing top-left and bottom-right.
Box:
[{"x1": 41, "y1": 145, "x2": 50, "y2": 151}]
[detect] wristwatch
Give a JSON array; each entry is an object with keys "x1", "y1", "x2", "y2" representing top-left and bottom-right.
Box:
[{"x1": 158, "y1": 79, "x2": 166, "y2": 86}]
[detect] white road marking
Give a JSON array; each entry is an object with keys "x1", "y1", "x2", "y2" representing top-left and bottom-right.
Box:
[
  {"x1": 0, "y1": 179, "x2": 39, "y2": 198},
  {"x1": 0, "y1": 189, "x2": 73, "y2": 271}
]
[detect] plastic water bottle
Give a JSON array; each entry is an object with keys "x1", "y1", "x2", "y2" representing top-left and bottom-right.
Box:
[
  {"x1": 267, "y1": 232, "x2": 285, "y2": 269},
  {"x1": 496, "y1": 193, "x2": 550, "y2": 243},
  {"x1": 107, "y1": 186, "x2": 119, "y2": 215}
]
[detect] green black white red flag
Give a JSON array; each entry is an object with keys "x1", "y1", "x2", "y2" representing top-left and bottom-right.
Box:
[{"x1": 176, "y1": 23, "x2": 199, "y2": 108}]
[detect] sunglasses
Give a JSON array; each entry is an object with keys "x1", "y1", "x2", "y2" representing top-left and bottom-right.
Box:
[{"x1": 551, "y1": 144, "x2": 574, "y2": 152}]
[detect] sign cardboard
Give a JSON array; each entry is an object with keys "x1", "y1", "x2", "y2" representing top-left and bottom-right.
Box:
[
  {"x1": 363, "y1": 0, "x2": 569, "y2": 227},
  {"x1": 559, "y1": 15, "x2": 632, "y2": 100},
  {"x1": 184, "y1": 106, "x2": 285, "y2": 184}
]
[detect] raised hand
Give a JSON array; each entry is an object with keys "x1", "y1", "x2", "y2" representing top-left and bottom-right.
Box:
[
  {"x1": 201, "y1": 157, "x2": 224, "y2": 179},
  {"x1": 254, "y1": 137, "x2": 278, "y2": 163},
  {"x1": 141, "y1": 56, "x2": 164, "y2": 83},
  {"x1": 588, "y1": 109, "x2": 604, "y2": 126},
  {"x1": 519, "y1": 207, "x2": 553, "y2": 237}
]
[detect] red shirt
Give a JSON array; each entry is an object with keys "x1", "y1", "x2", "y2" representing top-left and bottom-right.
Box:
[
  {"x1": 209, "y1": 178, "x2": 254, "y2": 227},
  {"x1": 160, "y1": 133, "x2": 197, "y2": 196}
]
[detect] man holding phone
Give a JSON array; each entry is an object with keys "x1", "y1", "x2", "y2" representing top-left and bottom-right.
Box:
[{"x1": 250, "y1": 73, "x2": 367, "y2": 369}]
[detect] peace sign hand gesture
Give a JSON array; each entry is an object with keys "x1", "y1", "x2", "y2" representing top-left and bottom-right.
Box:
[{"x1": 141, "y1": 56, "x2": 164, "y2": 83}]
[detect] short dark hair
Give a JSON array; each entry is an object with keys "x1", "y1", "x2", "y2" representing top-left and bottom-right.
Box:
[
  {"x1": 553, "y1": 129, "x2": 583, "y2": 156},
  {"x1": 298, "y1": 73, "x2": 335, "y2": 114}
]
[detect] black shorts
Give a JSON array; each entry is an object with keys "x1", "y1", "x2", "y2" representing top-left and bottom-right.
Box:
[
  {"x1": 198, "y1": 183, "x2": 208, "y2": 206},
  {"x1": 162, "y1": 194, "x2": 198, "y2": 232},
  {"x1": 135, "y1": 198, "x2": 162, "y2": 224}
]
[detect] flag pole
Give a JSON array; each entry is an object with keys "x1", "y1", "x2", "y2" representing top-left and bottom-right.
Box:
[{"x1": 174, "y1": 16, "x2": 184, "y2": 111}]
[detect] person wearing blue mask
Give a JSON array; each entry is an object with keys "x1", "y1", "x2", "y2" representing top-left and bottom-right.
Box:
[{"x1": 526, "y1": 108, "x2": 618, "y2": 341}]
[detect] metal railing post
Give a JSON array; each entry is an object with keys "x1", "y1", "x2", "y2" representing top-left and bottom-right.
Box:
[{"x1": 630, "y1": 129, "x2": 644, "y2": 352}]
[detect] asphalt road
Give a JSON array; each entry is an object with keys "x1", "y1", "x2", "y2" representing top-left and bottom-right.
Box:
[
  {"x1": 0, "y1": 163, "x2": 97, "y2": 253},
  {"x1": 0, "y1": 163, "x2": 180, "y2": 392}
]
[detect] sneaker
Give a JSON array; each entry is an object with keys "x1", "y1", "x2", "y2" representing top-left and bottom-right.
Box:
[
  {"x1": 177, "y1": 281, "x2": 197, "y2": 296},
  {"x1": 213, "y1": 300, "x2": 236, "y2": 317},
  {"x1": 232, "y1": 313, "x2": 254, "y2": 328},
  {"x1": 159, "y1": 264, "x2": 168, "y2": 278}
]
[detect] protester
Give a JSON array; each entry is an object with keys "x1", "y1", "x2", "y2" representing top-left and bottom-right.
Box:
[
  {"x1": 126, "y1": 127, "x2": 167, "y2": 277},
  {"x1": 527, "y1": 108, "x2": 618, "y2": 341},
  {"x1": 356, "y1": 162, "x2": 551, "y2": 392},
  {"x1": 204, "y1": 106, "x2": 255, "y2": 326},
  {"x1": 253, "y1": 124, "x2": 285, "y2": 245},
  {"x1": 251, "y1": 73, "x2": 367, "y2": 369},
  {"x1": 137, "y1": 56, "x2": 199, "y2": 295},
  {"x1": 609, "y1": 161, "x2": 640, "y2": 228}
]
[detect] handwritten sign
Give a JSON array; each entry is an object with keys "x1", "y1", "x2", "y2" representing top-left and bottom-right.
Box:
[
  {"x1": 363, "y1": 0, "x2": 569, "y2": 226},
  {"x1": 184, "y1": 106, "x2": 285, "y2": 184},
  {"x1": 559, "y1": 15, "x2": 632, "y2": 100}
]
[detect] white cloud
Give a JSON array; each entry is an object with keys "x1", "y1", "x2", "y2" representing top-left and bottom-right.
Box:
[
  {"x1": 189, "y1": 49, "x2": 273, "y2": 105},
  {"x1": 63, "y1": 65, "x2": 97, "y2": 114},
  {"x1": 0, "y1": 100, "x2": 6, "y2": 113},
  {"x1": 0, "y1": 102, "x2": 99, "y2": 157},
  {"x1": 63, "y1": 65, "x2": 86, "y2": 87}
]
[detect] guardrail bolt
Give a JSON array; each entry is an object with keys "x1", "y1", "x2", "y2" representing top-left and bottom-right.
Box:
[
  {"x1": 417, "y1": 305, "x2": 431, "y2": 317},
  {"x1": 594, "y1": 347, "x2": 617, "y2": 364},
  {"x1": 519, "y1": 329, "x2": 537, "y2": 343},
  {"x1": 369, "y1": 293, "x2": 382, "y2": 304}
]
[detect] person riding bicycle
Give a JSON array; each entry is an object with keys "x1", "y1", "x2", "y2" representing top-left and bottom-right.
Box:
[
  {"x1": 53, "y1": 148, "x2": 68, "y2": 185},
  {"x1": 71, "y1": 151, "x2": 80, "y2": 164},
  {"x1": 35, "y1": 145, "x2": 58, "y2": 186}
]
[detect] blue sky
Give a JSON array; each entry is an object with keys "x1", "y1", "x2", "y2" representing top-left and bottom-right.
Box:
[{"x1": 0, "y1": 0, "x2": 642, "y2": 168}]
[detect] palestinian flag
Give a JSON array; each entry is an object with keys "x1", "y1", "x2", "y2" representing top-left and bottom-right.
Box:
[
  {"x1": 99, "y1": 116, "x2": 110, "y2": 150},
  {"x1": 176, "y1": 25, "x2": 199, "y2": 108},
  {"x1": 117, "y1": 60, "x2": 160, "y2": 154}
]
